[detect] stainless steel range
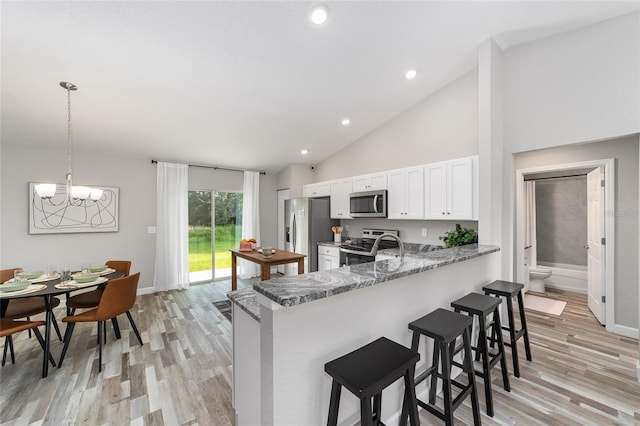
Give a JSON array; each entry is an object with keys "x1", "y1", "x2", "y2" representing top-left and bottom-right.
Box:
[{"x1": 339, "y1": 229, "x2": 400, "y2": 266}]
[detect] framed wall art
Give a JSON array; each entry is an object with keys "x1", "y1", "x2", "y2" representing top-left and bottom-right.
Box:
[{"x1": 29, "y1": 182, "x2": 119, "y2": 234}]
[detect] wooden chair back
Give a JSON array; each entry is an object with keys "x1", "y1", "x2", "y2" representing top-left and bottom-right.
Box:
[
  {"x1": 0, "y1": 268, "x2": 22, "y2": 283},
  {"x1": 95, "y1": 272, "x2": 140, "y2": 321},
  {"x1": 106, "y1": 260, "x2": 131, "y2": 276}
]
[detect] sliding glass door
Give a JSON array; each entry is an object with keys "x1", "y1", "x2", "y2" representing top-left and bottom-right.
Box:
[{"x1": 188, "y1": 190, "x2": 242, "y2": 282}]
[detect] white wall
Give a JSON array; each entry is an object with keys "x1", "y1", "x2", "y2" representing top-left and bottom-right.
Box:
[
  {"x1": 313, "y1": 69, "x2": 479, "y2": 181},
  {"x1": 0, "y1": 143, "x2": 278, "y2": 290},
  {"x1": 503, "y1": 12, "x2": 640, "y2": 153}
]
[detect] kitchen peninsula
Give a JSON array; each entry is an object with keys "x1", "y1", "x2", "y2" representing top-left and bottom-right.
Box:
[{"x1": 228, "y1": 244, "x2": 500, "y2": 425}]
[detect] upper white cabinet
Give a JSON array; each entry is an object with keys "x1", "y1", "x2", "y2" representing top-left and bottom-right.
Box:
[
  {"x1": 424, "y1": 156, "x2": 477, "y2": 220},
  {"x1": 330, "y1": 178, "x2": 352, "y2": 219},
  {"x1": 387, "y1": 166, "x2": 424, "y2": 219},
  {"x1": 302, "y1": 182, "x2": 330, "y2": 198},
  {"x1": 352, "y1": 173, "x2": 387, "y2": 193}
]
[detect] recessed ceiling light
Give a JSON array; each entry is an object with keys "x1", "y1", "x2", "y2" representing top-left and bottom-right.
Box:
[
  {"x1": 301, "y1": 149, "x2": 309, "y2": 155},
  {"x1": 405, "y1": 69, "x2": 417, "y2": 80},
  {"x1": 341, "y1": 118, "x2": 350, "y2": 126},
  {"x1": 310, "y1": 4, "x2": 329, "y2": 25}
]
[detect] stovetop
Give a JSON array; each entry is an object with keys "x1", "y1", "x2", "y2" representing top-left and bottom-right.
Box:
[{"x1": 340, "y1": 229, "x2": 400, "y2": 252}]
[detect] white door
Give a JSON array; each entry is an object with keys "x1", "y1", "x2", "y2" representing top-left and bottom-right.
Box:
[
  {"x1": 277, "y1": 189, "x2": 290, "y2": 275},
  {"x1": 587, "y1": 168, "x2": 605, "y2": 324}
]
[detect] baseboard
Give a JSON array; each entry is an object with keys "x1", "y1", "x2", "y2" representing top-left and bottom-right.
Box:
[
  {"x1": 137, "y1": 286, "x2": 155, "y2": 296},
  {"x1": 612, "y1": 323, "x2": 639, "y2": 339},
  {"x1": 543, "y1": 283, "x2": 587, "y2": 295}
]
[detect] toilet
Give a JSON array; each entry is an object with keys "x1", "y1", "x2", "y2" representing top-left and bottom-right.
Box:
[{"x1": 529, "y1": 266, "x2": 552, "y2": 292}]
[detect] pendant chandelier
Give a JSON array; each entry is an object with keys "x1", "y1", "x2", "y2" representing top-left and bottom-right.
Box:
[{"x1": 35, "y1": 82, "x2": 102, "y2": 203}]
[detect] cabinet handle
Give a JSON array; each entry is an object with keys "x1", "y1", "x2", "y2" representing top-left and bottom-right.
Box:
[
  {"x1": 442, "y1": 212, "x2": 445, "y2": 215},
  {"x1": 447, "y1": 212, "x2": 451, "y2": 215}
]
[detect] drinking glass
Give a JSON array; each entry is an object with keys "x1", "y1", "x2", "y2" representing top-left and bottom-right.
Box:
[
  {"x1": 47, "y1": 264, "x2": 58, "y2": 278},
  {"x1": 61, "y1": 267, "x2": 71, "y2": 282},
  {"x1": 262, "y1": 247, "x2": 273, "y2": 258},
  {"x1": 81, "y1": 263, "x2": 91, "y2": 274},
  {"x1": 13, "y1": 269, "x2": 24, "y2": 282}
]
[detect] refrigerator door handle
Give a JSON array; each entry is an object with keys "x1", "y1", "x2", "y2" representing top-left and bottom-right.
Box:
[{"x1": 290, "y1": 211, "x2": 296, "y2": 252}]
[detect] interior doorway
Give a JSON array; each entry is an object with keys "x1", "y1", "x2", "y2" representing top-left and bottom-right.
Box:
[{"x1": 515, "y1": 158, "x2": 615, "y2": 330}]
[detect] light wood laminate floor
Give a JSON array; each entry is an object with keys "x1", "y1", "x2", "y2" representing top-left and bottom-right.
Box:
[{"x1": 1, "y1": 285, "x2": 638, "y2": 425}]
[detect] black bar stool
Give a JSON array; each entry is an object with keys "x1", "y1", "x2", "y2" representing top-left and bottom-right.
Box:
[
  {"x1": 482, "y1": 280, "x2": 532, "y2": 377},
  {"x1": 451, "y1": 293, "x2": 510, "y2": 417},
  {"x1": 325, "y1": 337, "x2": 421, "y2": 426},
  {"x1": 400, "y1": 308, "x2": 481, "y2": 426}
]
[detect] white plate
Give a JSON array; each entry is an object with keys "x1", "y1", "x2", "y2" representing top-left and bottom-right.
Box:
[
  {"x1": 0, "y1": 284, "x2": 47, "y2": 298},
  {"x1": 55, "y1": 276, "x2": 108, "y2": 289}
]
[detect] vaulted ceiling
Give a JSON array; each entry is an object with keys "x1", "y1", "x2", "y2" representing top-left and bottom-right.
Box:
[{"x1": 2, "y1": 1, "x2": 637, "y2": 173}]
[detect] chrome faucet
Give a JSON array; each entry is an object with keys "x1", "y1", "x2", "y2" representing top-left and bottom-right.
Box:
[{"x1": 371, "y1": 233, "x2": 404, "y2": 261}]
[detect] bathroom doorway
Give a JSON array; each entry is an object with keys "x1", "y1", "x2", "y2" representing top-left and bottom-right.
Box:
[{"x1": 515, "y1": 158, "x2": 615, "y2": 330}]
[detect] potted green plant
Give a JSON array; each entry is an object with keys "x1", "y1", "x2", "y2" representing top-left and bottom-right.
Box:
[{"x1": 439, "y1": 224, "x2": 478, "y2": 248}]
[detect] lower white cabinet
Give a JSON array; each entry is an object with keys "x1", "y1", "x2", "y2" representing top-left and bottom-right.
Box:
[{"x1": 318, "y1": 245, "x2": 340, "y2": 271}]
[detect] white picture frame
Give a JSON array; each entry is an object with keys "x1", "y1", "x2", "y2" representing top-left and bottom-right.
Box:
[{"x1": 29, "y1": 183, "x2": 119, "y2": 234}]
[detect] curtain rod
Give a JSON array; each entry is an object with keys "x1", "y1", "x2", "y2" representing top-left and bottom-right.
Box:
[{"x1": 151, "y1": 160, "x2": 266, "y2": 175}]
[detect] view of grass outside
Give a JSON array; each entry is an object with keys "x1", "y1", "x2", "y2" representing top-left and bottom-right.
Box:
[{"x1": 188, "y1": 190, "x2": 242, "y2": 273}]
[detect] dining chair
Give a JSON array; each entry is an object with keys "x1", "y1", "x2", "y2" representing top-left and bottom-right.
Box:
[
  {"x1": 0, "y1": 268, "x2": 63, "y2": 341},
  {"x1": 58, "y1": 272, "x2": 142, "y2": 373},
  {"x1": 66, "y1": 260, "x2": 132, "y2": 340},
  {"x1": 1, "y1": 318, "x2": 56, "y2": 367}
]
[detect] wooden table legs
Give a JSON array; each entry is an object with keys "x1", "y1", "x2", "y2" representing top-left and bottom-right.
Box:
[
  {"x1": 297, "y1": 259, "x2": 304, "y2": 275},
  {"x1": 232, "y1": 253, "x2": 238, "y2": 291}
]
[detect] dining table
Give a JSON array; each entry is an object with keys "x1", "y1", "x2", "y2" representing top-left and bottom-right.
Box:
[
  {"x1": 0, "y1": 269, "x2": 124, "y2": 378},
  {"x1": 230, "y1": 249, "x2": 306, "y2": 291}
]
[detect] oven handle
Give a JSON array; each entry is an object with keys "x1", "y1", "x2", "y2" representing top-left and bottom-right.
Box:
[{"x1": 339, "y1": 247, "x2": 375, "y2": 257}]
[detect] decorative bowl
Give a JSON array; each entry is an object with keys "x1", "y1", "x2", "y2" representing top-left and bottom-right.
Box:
[
  {"x1": 16, "y1": 271, "x2": 44, "y2": 280},
  {"x1": 0, "y1": 280, "x2": 31, "y2": 292},
  {"x1": 90, "y1": 265, "x2": 108, "y2": 273},
  {"x1": 73, "y1": 273, "x2": 100, "y2": 283}
]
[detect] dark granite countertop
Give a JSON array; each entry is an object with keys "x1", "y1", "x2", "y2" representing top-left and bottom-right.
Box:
[{"x1": 228, "y1": 244, "x2": 499, "y2": 319}]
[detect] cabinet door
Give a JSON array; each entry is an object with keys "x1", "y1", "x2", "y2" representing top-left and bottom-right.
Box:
[
  {"x1": 424, "y1": 162, "x2": 448, "y2": 219},
  {"x1": 330, "y1": 179, "x2": 352, "y2": 219},
  {"x1": 447, "y1": 157, "x2": 474, "y2": 219},
  {"x1": 303, "y1": 182, "x2": 331, "y2": 198},
  {"x1": 404, "y1": 167, "x2": 424, "y2": 219},
  {"x1": 387, "y1": 170, "x2": 406, "y2": 219},
  {"x1": 352, "y1": 176, "x2": 370, "y2": 193},
  {"x1": 368, "y1": 173, "x2": 387, "y2": 190},
  {"x1": 353, "y1": 173, "x2": 387, "y2": 192}
]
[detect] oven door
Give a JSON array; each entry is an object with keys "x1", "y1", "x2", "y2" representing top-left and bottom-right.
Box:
[{"x1": 340, "y1": 249, "x2": 375, "y2": 267}]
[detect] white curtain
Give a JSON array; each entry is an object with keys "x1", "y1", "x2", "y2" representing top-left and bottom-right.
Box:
[
  {"x1": 240, "y1": 171, "x2": 261, "y2": 279},
  {"x1": 523, "y1": 180, "x2": 537, "y2": 267},
  {"x1": 154, "y1": 162, "x2": 190, "y2": 291}
]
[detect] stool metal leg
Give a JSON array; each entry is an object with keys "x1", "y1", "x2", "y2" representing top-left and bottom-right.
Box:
[
  {"x1": 493, "y1": 307, "x2": 511, "y2": 392},
  {"x1": 327, "y1": 380, "x2": 341, "y2": 426},
  {"x1": 517, "y1": 291, "x2": 532, "y2": 361},
  {"x1": 403, "y1": 365, "x2": 420, "y2": 426},
  {"x1": 360, "y1": 396, "x2": 373, "y2": 426},
  {"x1": 463, "y1": 326, "x2": 481, "y2": 426},
  {"x1": 440, "y1": 341, "x2": 454, "y2": 426},
  {"x1": 505, "y1": 295, "x2": 521, "y2": 377},
  {"x1": 477, "y1": 313, "x2": 494, "y2": 417},
  {"x1": 429, "y1": 339, "x2": 440, "y2": 404}
]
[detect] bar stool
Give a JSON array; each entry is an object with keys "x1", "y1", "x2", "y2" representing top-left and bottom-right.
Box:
[
  {"x1": 400, "y1": 308, "x2": 481, "y2": 426},
  {"x1": 325, "y1": 337, "x2": 421, "y2": 426},
  {"x1": 482, "y1": 280, "x2": 532, "y2": 377},
  {"x1": 451, "y1": 293, "x2": 510, "y2": 417}
]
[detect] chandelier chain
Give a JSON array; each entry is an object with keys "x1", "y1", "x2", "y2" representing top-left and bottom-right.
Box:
[{"x1": 67, "y1": 85, "x2": 73, "y2": 176}]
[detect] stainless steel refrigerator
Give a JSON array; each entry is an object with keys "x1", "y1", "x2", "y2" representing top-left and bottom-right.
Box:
[{"x1": 285, "y1": 198, "x2": 336, "y2": 273}]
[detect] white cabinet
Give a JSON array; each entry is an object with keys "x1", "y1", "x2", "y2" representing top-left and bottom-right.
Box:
[
  {"x1": 387, "y1": 166, "x2": 424, "y2": 219},
  {"x1": 352, "y1": 173, "x2": 387, "y2": 192},
  {"x1": 330, "y1": 178, "x2": 352, "y2": 219},
  {"x1": 424, "y1": 156, "x2": 476, "y2": 220},
  {"x1": 318, "y1": 245, "x2": 340, "y2": 271},
  {"x1": 302, "y1": 181, "x2": 330, "y2": 198}
]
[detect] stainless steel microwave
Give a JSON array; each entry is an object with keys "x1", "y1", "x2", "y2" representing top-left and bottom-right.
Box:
[{"x1": 349, "y1": 190, "x2": 387, "y2": 218}]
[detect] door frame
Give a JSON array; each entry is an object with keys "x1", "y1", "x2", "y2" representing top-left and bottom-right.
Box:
[{"x1": 515, "y1": 158, "x2": 615, "y2": 332}]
